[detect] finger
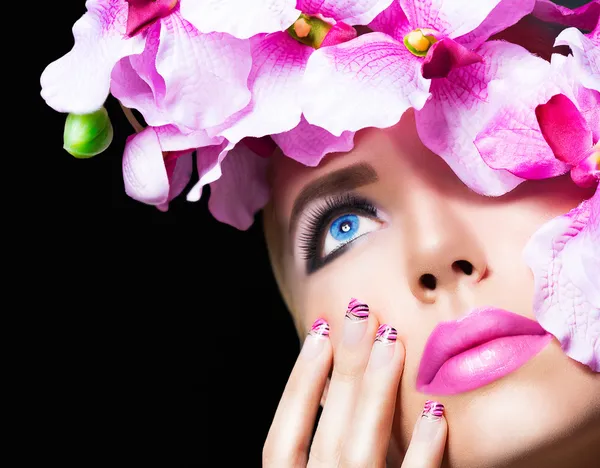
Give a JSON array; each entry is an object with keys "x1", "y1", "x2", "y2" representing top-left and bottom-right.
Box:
[
  {"x1": 401, "y1": 400, "x2": 448, "y2": 468},
  {"x1": 263, "y1": 318, "x2": 333, "y2": 468},
  {"x1": 309, "y1": 298, "x2": 379, "y2": 464},
  {"x1": 341, "y1": 324, "x2": 406, "y2": 466}
]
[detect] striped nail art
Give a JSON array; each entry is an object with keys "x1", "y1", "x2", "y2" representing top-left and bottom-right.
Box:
[
  {"x1": 345, "y1": 298, "x2": 369, "y2": 322},
  {"x1": 309, "y1": 318, "x2": 330, "y2": 338},
  {"x1": 422, "y1": 400, "x2": 445, "y2": 421},
  {"x1": 375, "y1": 324, "x2": 397, "y2": 345}
]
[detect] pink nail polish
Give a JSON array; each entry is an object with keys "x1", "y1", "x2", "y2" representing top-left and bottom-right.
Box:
[
  {"x1": 345, "y1": 298, "x2": 369, "y2": 322},
  {"x1": 309, "y1": 318, "x2": 330, "y2": 338},
  {"x1": 422, "y1": 400, "x2": 445, "y2": 421},
  {"x1": 375, "y1": 324, "x2": 397, "y2": 345}
]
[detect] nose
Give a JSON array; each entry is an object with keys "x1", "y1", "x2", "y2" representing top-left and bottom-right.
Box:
[{"x1": 402, "y1": 194, "x2": 488, "y2": 304}]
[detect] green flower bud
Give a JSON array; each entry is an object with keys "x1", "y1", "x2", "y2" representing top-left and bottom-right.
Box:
[{"x1": 63, "y1": 107, "x2": 113, "y2": 159}]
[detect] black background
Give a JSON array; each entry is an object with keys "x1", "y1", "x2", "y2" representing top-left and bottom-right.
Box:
[{"x1": 32, "y1": 0, "x2": 588, "y2": 465}]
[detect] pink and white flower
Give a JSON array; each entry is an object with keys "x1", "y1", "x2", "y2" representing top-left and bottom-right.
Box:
[
  {"x1": 208, "y1": 1, "x2": 394, "y2": 167},
  {"x1": 474, "y1": 54, "x2": 599, "y2": 188},
  {"x1": 554, "y1": 15, "x2": 600, "y2": 94},
  {"x1": 41, "y1": 0, "x2": 252, "y2": 131},
  {"x1": 523, "y1": 185, "x2": 600, "y2": 372},
  {"x1": 184, "y1": 0, "x2": 394, "y2": 39},
  {"x1": 122, "y1": 125, "x2": 222, "y2": 211},
  {"x1": 300, "y1": 0, "x2": 542, "y2": 195},
  {"x1": 185, "y1": 142, "x2": 271, "y2": 230},
  {"x1": 301, "y1": 0, "x2": 536, "y2": 134}
]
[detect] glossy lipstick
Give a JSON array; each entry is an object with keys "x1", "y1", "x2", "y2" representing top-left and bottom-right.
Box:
[{"x1": 417, "y1": 308, "x2": 552, "y2": 395}]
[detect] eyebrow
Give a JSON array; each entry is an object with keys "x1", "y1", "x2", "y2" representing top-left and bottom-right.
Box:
[{"x1": 289, "y1": 162, "x2": 379, "y2": 235}]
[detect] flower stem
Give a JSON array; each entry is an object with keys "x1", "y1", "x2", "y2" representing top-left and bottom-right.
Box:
[{"x1": 119, "y1": 102, "x2": 145, "y2": 133}]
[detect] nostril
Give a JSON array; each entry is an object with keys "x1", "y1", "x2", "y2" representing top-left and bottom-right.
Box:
[
  {"x1": 419, "y1": 273, "x2": 437, "y2": 290},
  {"x1": 453, "y1": 260, "x2": 474, "y2": 275}
]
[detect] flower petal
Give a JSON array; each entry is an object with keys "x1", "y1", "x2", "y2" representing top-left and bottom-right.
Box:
[
  {"x1": 555, "y1": 26, "x2": 600, "y2": 93},
  {"x1": 399, "y1": 0, "x2": 503, "y2": 38},
  {"x1": 535, "y1": 93, "x2": 593, "y2": 166},
  {"x1": 302, "y1": 32, "x2": 431, "y2": 136},
  {"x1": 457, "y1": 0, "x2": 536, "y2": 49},
  {"x1": 368, "y1": 0, "x2": 412, "y2": 40},
  {"x1": 272, "y1": 116, "x2": 356, "y2": 166},
  {"x1": 122, "y1": 127, "x2": 170, "y2": 205},
  {"x1": 421, "y1": 37, "x2": 483, "y2": 79},
  {"x1": 220, "y1": 33, "x2": 311, "y2": 144},
  {"x1": 186, "y1": 142, "x2": 233, "y2": 202},
  {"x1": 156, "y1": 12, "x2": 252, "y2": 129},
  {"x1": 523, "y1": 186, "x2": 600, "y2": 372},
  {"x1": 156, "y1": 151, "x2": 194, "y2": 212},
  {"x1": 180, "y1": 0, "x2": 300, "y2": 39},
  {"x1": 40, "y1": 0, "x2": 144, "y2": 114},
  {"x1": 110, "y1": 25, "x2": 171, "y2": 128},
  {"x1": 298, "y1": 0, "x2": 394, "y2": 25},
  {"x1": 208, "y1": 145, "x2": 271, "y2": 230},
  {"x1": 532, "y1": 0, "x2": 600, "y2": 31},
  {"x1": 474, "y1": 53, "x2": 582, "y2": 181},
  {"x1": 416, "y1": 41, "x2": 536, "y2": 195}
]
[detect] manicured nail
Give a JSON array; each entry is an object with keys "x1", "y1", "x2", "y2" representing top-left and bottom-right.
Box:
[
  {"x1": 415, "y1": 400, "x2": 445, "y2": 441},
  {"x1": 343, "y1": 298, "x2": 369, "y2": 346},
  {"x1": 309, "y1": 318, "x2": 330, "y2": 338},
  {"x1": 369, "y1": 324, "x2": 397, "y2": 369},
  {"x1": 300, "y1": 318, "x2": 330, "y2": 360}
]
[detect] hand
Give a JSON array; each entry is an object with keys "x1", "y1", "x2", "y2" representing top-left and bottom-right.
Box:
[{"x1": 263, "y1": 301, "x2": 448, "y2": 467}]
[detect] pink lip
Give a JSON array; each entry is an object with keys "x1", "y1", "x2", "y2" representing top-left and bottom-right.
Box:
[{"x1": 416, "y1": 307, "x2": 552, "y2": 395}]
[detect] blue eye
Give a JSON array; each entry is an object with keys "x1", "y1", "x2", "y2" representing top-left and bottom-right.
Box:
[
  {"x1": 330, "y1": 214, "x2": 359, "y2": 242},
  {"x1": 322, "y1": 213, "x2": 380, "y2": 257}
]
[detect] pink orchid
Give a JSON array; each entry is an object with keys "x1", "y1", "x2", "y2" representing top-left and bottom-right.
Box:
[
  {"x1": 184, "y1": 0, "x2": 394, "y2": 39},
  {"x1": 41, "y1": 0, "x2": 252, "y2": 131},
  {"x1": 474, "y1": 54, "x2": 599, "y2": 188},
  {"x1": 122, "y1": 125, "x2": 222, "y2": 211},
  {"x1": 531, "y1": 0, "x2": 599, "y2": 94},
  {"x1": 208, "y1": 1, "x2": 394, "y2": 167},
  {"x1": 523, "y1": 185, "x2": 600, "y2": 372},
  {"x1": 301, "y1": 1, "x2": 544, "y2": 195},
  {"x1": 301, "y1": 0, "x2": 536, "y2": 133},
  {"x1": 185, "y1": 142, "x2": 271, "y2": 230},
  {"x1": 532, "y1": 0, "x2": 599, "y2": 31},
  {"x1": 554, "y1": 17, "x2": 599, "y2": 94}
]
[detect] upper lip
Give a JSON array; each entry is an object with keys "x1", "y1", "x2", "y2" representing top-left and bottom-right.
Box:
[{"x1": 417, "y1": 307, "x2": 549, "y2": 387}]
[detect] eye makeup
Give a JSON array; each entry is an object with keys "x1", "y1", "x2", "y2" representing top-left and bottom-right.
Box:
[{"x1": 296, "y1": 192, "x2": 383, "y2": 274}]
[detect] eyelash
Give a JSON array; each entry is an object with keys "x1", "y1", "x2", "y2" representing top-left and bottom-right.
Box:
[{"x1": 297, "y1": 193, "x2": 380, "y2": 273}]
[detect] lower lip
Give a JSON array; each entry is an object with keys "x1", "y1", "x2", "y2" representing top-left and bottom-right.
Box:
[{"x1": 418, "y1": 334, "x2": 553, "y2": 395}]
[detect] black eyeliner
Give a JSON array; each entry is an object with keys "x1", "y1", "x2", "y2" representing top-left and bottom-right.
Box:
[{"x1": 297, "y1": 193, "x2": 378, "y2": 274}]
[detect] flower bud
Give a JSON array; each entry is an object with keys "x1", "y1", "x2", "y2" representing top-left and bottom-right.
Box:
[{"x1": 63, "y1": 107, "x2": 113, "y2": 159}]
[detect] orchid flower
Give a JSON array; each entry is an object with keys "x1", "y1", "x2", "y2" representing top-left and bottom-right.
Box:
[
  {"x1": 41, "y1": 0, "x2": 252, "y2": 131},
  {"x1": 532, "y1": 0, "x2": 599, "y2": 31},
  {"x1": 198, "y1": 1, "x2": 393, "y2": 167},
  {"x1": 301, "y1": 0, "x2": 543, "y2": 195},
  {"x1": 474, "y1": 54, "x2": 599, "y2": 188},
  {"x1": 523, "y1": 184, "x2": 600, "y2": 372},
  {"x1": 185, "y1": 142, "x2": 271, "y2": 230},
  {"x1": 531, "y1": 0, "x2": 599, "y2": 93},
  {"x1": 301, "y1": 0, "x2": 536, "y2": 134},
  {"x1": 122, "y1": 124, "x2": 222, "y2": 212}
]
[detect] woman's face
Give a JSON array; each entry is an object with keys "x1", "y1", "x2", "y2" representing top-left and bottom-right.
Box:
[{"x1": 265, "y1": 110, "x2": 600, "y2": 467}]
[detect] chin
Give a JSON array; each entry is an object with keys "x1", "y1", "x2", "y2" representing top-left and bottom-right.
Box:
[{"x1": 399, "y1": 342, "x2": 600, "y2": 468}]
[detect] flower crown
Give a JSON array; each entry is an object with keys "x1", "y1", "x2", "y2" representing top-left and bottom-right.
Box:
[{"x1": 41, "y1": 0, "x2": 599, "y2": 370}]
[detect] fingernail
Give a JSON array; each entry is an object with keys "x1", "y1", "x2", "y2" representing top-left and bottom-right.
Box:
[
  {"x1": 343, "y1": 298, "x2": 369, "y2": 346},
  {"x1": 300, "y1": 318, "x2": 330, "y2": 360},
  {"x1": 415, "y1": 400, "x2": 445, "y2": 441},
  {"x1": 368, "y1": 324, "x2": 397, "y2": 369}
]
